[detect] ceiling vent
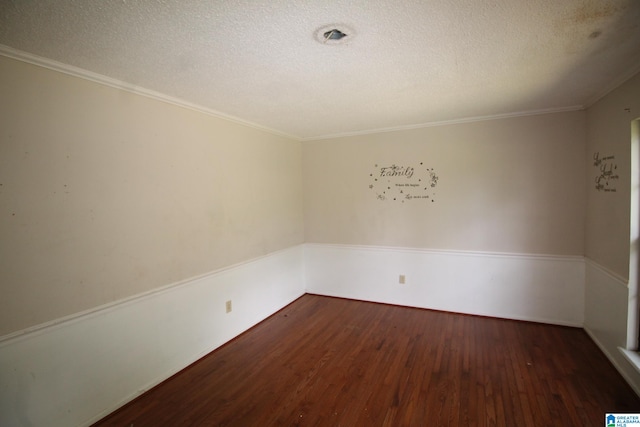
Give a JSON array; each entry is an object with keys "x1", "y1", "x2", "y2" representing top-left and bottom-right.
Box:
[
  {"x1": 324, "y1": 29, "x2": 347, "y2": 41},
  {"x1": 315, "y1": 24, "x2": 354, "y2": 45}
]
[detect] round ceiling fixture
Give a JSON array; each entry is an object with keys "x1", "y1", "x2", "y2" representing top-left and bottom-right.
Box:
[
  {"x1": 314, "y1": 24, "x2": 355, "y2": 45},
  {"x1": 324, "y1": 29, "x2": 347, "y2": 41}
]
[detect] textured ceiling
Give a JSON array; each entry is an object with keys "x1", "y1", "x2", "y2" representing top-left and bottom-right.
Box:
[{"x1": 1, "y1": 0, "x2": 640, "y2": 140}]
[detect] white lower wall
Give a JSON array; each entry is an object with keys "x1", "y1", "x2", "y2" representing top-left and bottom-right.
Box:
[
  {"x1": 6, "y1": 244, "x2": 629, "y2": 427},
  {"x1": 584, "y1": 259, "x2": 640, "y2": 396},
  {"x1": 0, "y1": 245, "x2": 305, "y2": 427},
  {"x1": 304, "y1": 244, "x2": 585, "y2": 326}
]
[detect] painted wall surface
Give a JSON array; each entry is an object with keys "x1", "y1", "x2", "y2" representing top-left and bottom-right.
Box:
[
  {"x1": 0, "y1": 246, "x2": 305, "y2": 427},
  {"x1": 0, "y1": 55, "x2": 304, "y2": 336},
  {"x1": 303, "y1": 111, "x2": 586, "y2": 256},
  {"x1": 585, "y1": 72, "x2": 640, "y2": 280},
  {"x1": 305, "y1": 244, "x2": 585, "y2": 327},
  {"x1": 584, "y1": 261, "x2": 639, "y2": 394},
  {"x1": 583, "y1": 72, "x2": 640, "y2": 396}
]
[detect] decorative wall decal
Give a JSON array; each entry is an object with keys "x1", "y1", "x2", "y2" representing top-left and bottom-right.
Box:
[
  {"x1": 369, "y1": 162, "x2": 439, "y2": 203},
  {"x1": 593, "y1": 152, "x2": 619, "y2": 192}
]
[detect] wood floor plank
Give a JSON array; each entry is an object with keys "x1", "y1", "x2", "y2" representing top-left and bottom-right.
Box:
[{"x1": 92, "y1": 294, "x2": 640, "y2": 427}]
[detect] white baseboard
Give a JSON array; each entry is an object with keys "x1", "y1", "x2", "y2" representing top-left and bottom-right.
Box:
[
  {"x1": 304, "y1": 244, "x2": 585, "y2": 326},
  {"x1": 0, "y1": 245, "x2": 305, "y2": 427}
]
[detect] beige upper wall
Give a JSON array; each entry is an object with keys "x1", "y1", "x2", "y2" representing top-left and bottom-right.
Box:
[
  {"x1": 303, "y1": 111, "x2": 586, "y2": 256},
  {"x1": 585, "y1": 72, "x2": 640, "y2": 280},
  {"x1": 6, "y1": 47, "x2": 634, "y2": 336},
  {"x1": 0, "y1": 56, "x2": 304, "y2": 336}
]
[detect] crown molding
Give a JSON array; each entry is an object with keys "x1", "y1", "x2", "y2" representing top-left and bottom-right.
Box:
[
  {"x1": 3, "y1": 44, "x2": 610, "y2": 143},
  {"x1": 301, "y1": 105, "x2": 585, "y2": 141},
  {"x1": 583, "y1": 57, "x2": 640, "y2": 108},
  {"x1": 0, "y1": 44, "x2": 301, "y2": 141}
]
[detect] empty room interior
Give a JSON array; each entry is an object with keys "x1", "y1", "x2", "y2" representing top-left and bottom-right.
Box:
[{"x1": 2, "y1": 1, "x2": 640, "y2": 426}]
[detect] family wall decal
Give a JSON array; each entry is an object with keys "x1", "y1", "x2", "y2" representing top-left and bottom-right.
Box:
[
  {"x1": 369, "y1": 163, "x2": 439, "y2": 203},
  {"x1": 593, "y1": 152, "x2": 619, "y2": 192}
]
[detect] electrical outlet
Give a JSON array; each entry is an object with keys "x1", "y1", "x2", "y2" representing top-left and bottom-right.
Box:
[
  {"x1": 399, "y1": 274, "x2": 406, "y2": 284},
  {"x1": 225, "y1": 300, "x2": 232, "y2": 313}
]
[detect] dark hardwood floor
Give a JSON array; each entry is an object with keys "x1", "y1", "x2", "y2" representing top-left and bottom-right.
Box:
[{"x1": 92, "y1": 294, "x2": 640, "y2": 427}]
